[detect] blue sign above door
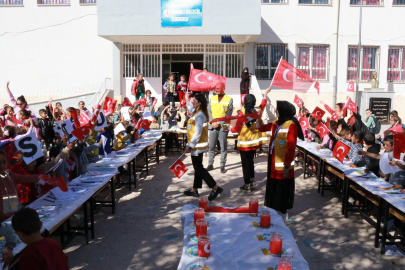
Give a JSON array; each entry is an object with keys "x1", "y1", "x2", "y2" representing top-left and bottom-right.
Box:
[{"x1": 161, "y1": 0, "x2": 203, "y2": 27}]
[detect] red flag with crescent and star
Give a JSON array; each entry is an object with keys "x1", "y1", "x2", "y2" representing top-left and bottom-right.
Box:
[
  {"x1": 347, "y1": 81, "x2": 355, "y2": 92},
  {"x1": 294, "y1": 94, "x2": 303, "y2": 108},
  {"x1": 333, "y1": 140, "x2": 351, "y2": 163},
  {"x1": 393, "y1": 134, "x2": 405, "y2": 159},
  {"x1": 121, "y1": 97, "x2": 133, "y2": 107},
  {"x1": 331, "y1": 112, "x2": 339, "y2": 122},
  {"x1": 91, "y1": 104, "x2": 101, "y2": 123},
  {"x1": 135, "y1": 119, "x2": 151, "y2": 130},
  {"x1": 133, "y1": 98, "x2": 147, "y2": 106},
  {"x1": 169, "y1": 158, "x2": 188, "y2": 179},
  {"x1": 272, "y1": 58, "x2": 319, "y2": 92},
  {"x1": 42, "y1": 175, "x2": 68, "y2": 192},
  {"x1": 311, "y1": 107, "x2": 325, "y2": 121},
  {"x1": 103, "y1": 97, "x2": 117, "y2": 117},
  {"x1": 315, "y1": 122, "x2": 330, "y2": 139},
  {"x1": 79, "y1": 111, "x2": 91, "y2": 125},
  {"x1": 188, "y1": 63, "x2": 227, "y2": 92},
  {"x1": 299, "y1": 117, "x2": 310, "y2": 131},
  {"x1": 71, "y1": 123, "x2": 94, "y2": 141},
  {"x1": 343, "y1": 97, "x2": 358, "y2": 114}
]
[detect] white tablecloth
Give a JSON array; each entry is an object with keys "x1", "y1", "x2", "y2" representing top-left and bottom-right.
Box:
[{"x1": 178, "y1": 205, "x2": 310, "y2": 270}]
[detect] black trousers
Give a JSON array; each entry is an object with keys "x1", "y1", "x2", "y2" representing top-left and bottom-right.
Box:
[
  {"x1": 240, "y1": 150, "x2": 255, "y2": 185},
  {"x1": 191, "y1": 153, "x2": 217, "y2": 189}
]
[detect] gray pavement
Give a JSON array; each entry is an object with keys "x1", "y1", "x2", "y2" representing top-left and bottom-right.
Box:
[{"x1": 66, "y1": 151, "x2": 405, "y2": 270}]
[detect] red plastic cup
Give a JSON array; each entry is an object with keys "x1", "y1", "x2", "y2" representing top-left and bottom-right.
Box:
[
  {"x1": 260, "y1": 210, "x2": 271, "y2": 228},
  {"x1": 198, "y1": 197, "x2": 209, "y2": 211},
  {"x1": 269, "y1": 232, "x2": 283, "y2": 255},
  {"x1": 249, "y1": 197, "x2": 259, "y2": 213},
  {"x1": 196, "y1": 219, "x2": 207, "y2": 239},
  {"x1": 198, "y1": 235, "x2": 211, "y2": 258},
  {"x1": 277, "y1": 257, "x2": 292, "y2": 270},
  {"x1": 194, "y1": 207, "x2": 205, "y2": 225}
]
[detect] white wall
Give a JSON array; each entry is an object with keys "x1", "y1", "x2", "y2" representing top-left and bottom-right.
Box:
[
  {"x1": 97, "y1": 0, "x2": 261, "y2": 37},
  {"x1": 0, "y1": 1, "x2": 112, "y2": 97}
]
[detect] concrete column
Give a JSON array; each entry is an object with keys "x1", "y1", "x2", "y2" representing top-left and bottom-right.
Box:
[
  {"x1": 244, "y1": 43, "x2": 255, "y2": 73},
  {"x1": 112, "y1": 42, "x2": 122, "y2": 97}
]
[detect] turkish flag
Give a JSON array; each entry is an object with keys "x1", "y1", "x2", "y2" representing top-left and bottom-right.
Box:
[
  {"x1": 136, "y1": 119, "x2": 151, "y2": 130},
  {"x1": 333, "y1": 140, "x2": 351, "y2": 163},
  {"x1": 241, "y1": 94, "x2": 246, "y2": 106},
  {"x1": 314, "y1": 81, "x2": 320, "y2": 95},
  {"x1": 294, "y1": 94, "x2": 303, "y2": 108},
  {"x1": 103, "y1": 97, "x2": 117, "y2": 116},
  {"x1": 311, "y1": 107, "x2": 325, "y2": 120},
  {"x1": 91, "y1": 104, "x2": 101, "y2": 123},
  {"x1": 122, "y1": 97, "x2": 133, "y2": 107},
  {"x1": 389, "y1": 124, "x2": 403, "y2": 135},
  {"x1": 71, "y1": 123, "x2": 94, "y2": 141},
  {"x1": 169, "y1": 158, "x2": 188, "y2": 179},
  {"x1": 43, "y1": 175, "x2": 68, "y2": 192},
  {"x1": 331, "y1": 112, "x2": 339, "y2": 122},
  {"x1": 210, "y1": 111, "x2": 261, "y2": 124},
  {"x1": 70, "y1": 109, "x2": 81, "y2": 129},
  {"x1": 347, "y1": 81, "x2": 355, "y2": 92},
  {"x1": 133, "y1": 98, "x2": 147, "y2": 106},
  {"x1": 343, "y1": 97, "x2": 358, "y2": 114},
  {"x1": 315, "y1": 122, "x2": 330, "y2": 139},
  {"x1": 79, "y1": 112, "x2": 91, "y2": 125},
  {"x1": 299, "y1": 117, "x2": 309, "y2": 130},
  {"x1": 188, "y1": 64, "x2": 227, "y2": 92},
  {"x1": 393, "y1": 134, "x2": 405, "y2": 159},
  {"x1": 272, "y1": 58, "x2": 317, "y2": 92}
]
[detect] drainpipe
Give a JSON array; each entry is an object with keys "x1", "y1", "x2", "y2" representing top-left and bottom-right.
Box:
[{"x1": 333, "y1": 0, "x2": 341, "y2": 106}]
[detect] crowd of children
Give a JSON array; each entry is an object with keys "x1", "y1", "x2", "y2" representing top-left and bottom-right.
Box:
[{"x1": 300, "y1": 97, "x2": 405, "y2": 191}]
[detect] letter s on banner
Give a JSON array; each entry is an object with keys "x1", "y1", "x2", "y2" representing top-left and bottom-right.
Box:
[{"x1": 15, "y1": 133, "x2": 44, "y2": 164}]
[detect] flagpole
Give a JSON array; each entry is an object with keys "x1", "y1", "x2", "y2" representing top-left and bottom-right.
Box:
[
  {"x1": 355, "y1": 0, "x2": 363, "y2": 111},
  {"x1": 269, "y1": 56, "x2": 283, "y2": 90},
  {"x1": 170, "y1": 153, "x2": 185, "y2": 167}
]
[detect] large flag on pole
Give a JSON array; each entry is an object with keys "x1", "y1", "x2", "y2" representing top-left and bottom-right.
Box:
[
  {"x1": 188, "y1": 64, "x2": 227, "y2": 92},
  {"x1": 272, "y1": 58, "x2": 319, "y2": 93}
]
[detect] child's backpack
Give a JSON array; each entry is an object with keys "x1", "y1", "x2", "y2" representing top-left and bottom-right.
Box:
[{"x1": 372, "y1": 116, "x2": 381, "y2": 134}]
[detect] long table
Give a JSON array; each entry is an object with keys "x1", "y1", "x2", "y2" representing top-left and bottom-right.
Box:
[
  {"x1": 178, "y1": 205, "x2": 310, "y2": 270},
  {"x1": 2, "y1": 130, "x2": 163, "y2": 266},
  {"x1": 296, "y1": 140, "x2": 405, "y2": 254}
]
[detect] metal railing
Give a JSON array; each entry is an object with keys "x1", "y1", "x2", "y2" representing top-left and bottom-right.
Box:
[
  {"x1": 0, "y1": 0, "x2": 23, "y2": 5},
  {"x1": 0, "y1": 78, "x2": 110, "y2": 106},
  {"x1": 37, "y1": 0, "x2": 70, "y2": 5},
  {"x1": 87, "y1": 77, "x2": 112, "y2": 108}
]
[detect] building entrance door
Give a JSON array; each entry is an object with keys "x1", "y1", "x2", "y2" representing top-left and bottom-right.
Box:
[{"x1": 162, "y1": 54, "x2": 204, "y2": 103}]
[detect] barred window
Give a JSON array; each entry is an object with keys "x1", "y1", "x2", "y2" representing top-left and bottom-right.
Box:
[
  {"x1": 349, "y1": 0, "x2": 383, "y2": 5},
  {"x1": 38, "y1": 0, "x2": 70, "y2": 4},
  {"x1": 80, "y1": 0, "x2": 96, "y2": 4},
  {"x1": 347, "y1": 46, "x2": 379, "y2": 81},
  {"x1": 123, "y1": 54, "x2": 141, "y2": 78},
  {"x1": 255, "y1": 44, "x2": 288, "y2": 80},
  {"x1": 387, "y1": 47, "x2": 405, "y2": 82},
  {"x1": 261, "y1": 0, "x2": 288, "y2": 3},
  {"x1": 205, "y1": 54, "x2": 224, "y2": 76},
  {"x1": 162, "y1": 44, "x2": 182, "y2": 53},
  {"x1": 143, "y1": 54, "x2": 160, "y2": 78},
  {"x1": 184, "y1": 44, "x2": 204, "y2": 53},
  {"x1": 393, "y1": 0, "x2": 405, "y2": 5},
  {"x1": 299, "y1": 0, "x2": 330, "y2": 4},
  {"x1": 297, "y1": 45, "x2": 329, "y2": 81},
  {"x1": 0, "y1": 0, "x2": 23, "y2": 5}
]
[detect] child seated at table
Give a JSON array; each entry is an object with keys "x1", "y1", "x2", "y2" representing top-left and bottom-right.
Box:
[
  {"x1": 344, "y1": 131, "x2": 364, "y2": 165},
  {"x1": 12, "y1": 208, "x2": 69, "y2": 270},
  {"x1": 114, "y1": 128, "x2": 134, "y2": 151},
  {"x1": 150, "y1": 116, "x2": 160, "y2": 130},
  {"x1": 0, "y1": 222, "x2": 18, "y2": 268},
  {"x1": 356, "y1": 133, "x2": 381, "y2": 176}
]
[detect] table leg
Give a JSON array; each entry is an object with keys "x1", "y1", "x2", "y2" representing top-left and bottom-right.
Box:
[
  {"x1": 157, "y1": 139, "x2": 160, "y2": 164},
  {"x1": 344, "y1": 179, "x2": 350, "y2": 218},
  {"x1": 341, "y1": 176, "x2": 346, "y2": 215},
  {"x1": 83, "y1": 203, "x2": 89, "y2": 245},
  {"x1": 374, "y1": 198, "x2": 383, "y2": 248},
  {"x1": 303, "y1": 151, "x2": 307, "y2": 180},
  {"x1": 145, "y1": 150, "x2": 149, "y2": 176},
  {"x1": 127, "y1": 160, "x2": 132, "y2": 191},
  {"x1": 318, "y1": 160, "x2": 323, "y2": 194},
  {"x1": 321, "y1": 166, "x2": 325, "y2": 197},
  {"x1": 111, "y1": 177, "x2": 116, "y2": 214},
  {"x1": 132, "y1": 157, "x2": 136, "y2": 188},
  {"x1": 90, "y1": 197, "x2": 95, "y2": 239},
  {"x1": 380, "y1": 203, "x2": 390, "y2": 254}
]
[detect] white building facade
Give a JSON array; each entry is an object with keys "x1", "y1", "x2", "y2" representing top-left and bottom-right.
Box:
[{"x1": 1, "y1": 0, "x2": 405, "y2": 119}]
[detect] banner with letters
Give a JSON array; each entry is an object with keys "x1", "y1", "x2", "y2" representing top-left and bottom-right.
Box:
[{"x1": 161, "y1": 0, "x2": 202, "y2": 27}]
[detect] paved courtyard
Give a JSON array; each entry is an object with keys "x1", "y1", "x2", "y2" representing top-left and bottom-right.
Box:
[{"x1": 65, "y1": 151, "x2": 405, "y2": 270}]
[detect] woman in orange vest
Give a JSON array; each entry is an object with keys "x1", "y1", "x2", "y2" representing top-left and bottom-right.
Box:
[
  {"x1": 230, "y1": 87, "x2": 271, "y2": 190},
  {"x1": 183, "y1": 94, "x2": 223, "y2": 201},
  {"x1": 258, "y1": 98, "x2": 304, "y2": 219}
]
